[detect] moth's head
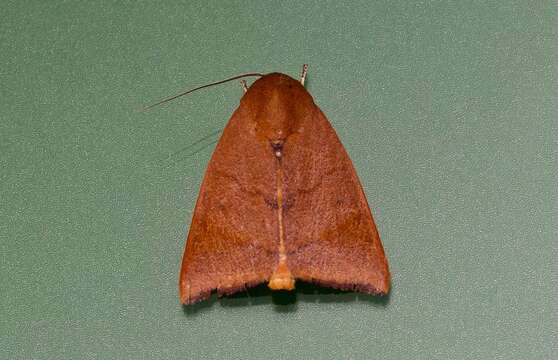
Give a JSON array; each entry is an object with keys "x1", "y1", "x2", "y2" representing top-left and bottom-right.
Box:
[{"x1": 242, "y1": 73, "x2": 314, "y2": 144}]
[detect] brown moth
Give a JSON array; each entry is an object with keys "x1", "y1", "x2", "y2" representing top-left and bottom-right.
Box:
[{"x1": 165, "y1": 66, "x2": 390, "y2": 304}]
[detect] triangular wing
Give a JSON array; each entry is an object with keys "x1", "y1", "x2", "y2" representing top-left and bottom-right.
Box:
[
  {"x1": 179, "y1": 106, "x2": 277, "y2": 304},
  {"x1": 283, "y1": 107, "x2": 390, "y2": 295}
]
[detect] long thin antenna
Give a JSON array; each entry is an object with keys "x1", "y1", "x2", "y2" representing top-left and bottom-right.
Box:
[{"x1": 142, "y1": 72, "x2": 264, "y2": 111}]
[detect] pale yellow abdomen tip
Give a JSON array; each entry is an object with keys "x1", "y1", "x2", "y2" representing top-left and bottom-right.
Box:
[{"x1": 268, "y1": 261, "x2": 295, "y2": 290}]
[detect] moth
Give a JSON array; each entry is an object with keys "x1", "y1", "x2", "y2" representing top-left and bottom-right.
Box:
[{"x1": 149, "y1": 65, "x2": 390, "y2": 304}]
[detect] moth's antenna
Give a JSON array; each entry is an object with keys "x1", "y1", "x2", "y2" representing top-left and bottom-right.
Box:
[
  {"x1": 142, "y1": 72, "x2": 264, "y2": 111},
  {"x1": 300, "y1": 64, "x2": 308, "y2": 86},
  {"x1": 240, "y1": 79, "x2": 248, "y2": 93}
]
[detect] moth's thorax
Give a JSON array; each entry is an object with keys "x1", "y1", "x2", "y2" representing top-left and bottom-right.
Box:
[{"x1": 242, "y1": 73, "x2": 314, "y2": 146}]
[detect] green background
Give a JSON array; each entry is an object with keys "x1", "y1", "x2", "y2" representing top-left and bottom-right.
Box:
[{"x1": 2, "y1": 1, "x2": 557, "y2": 359}]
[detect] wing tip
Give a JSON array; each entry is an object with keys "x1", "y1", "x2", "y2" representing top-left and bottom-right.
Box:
[
  {"x1": 297, "y1": 276, "x2": 390, "y2": 297},
  {"x1": 180, "y1": 278, "x2": 267, "y2": 305}
]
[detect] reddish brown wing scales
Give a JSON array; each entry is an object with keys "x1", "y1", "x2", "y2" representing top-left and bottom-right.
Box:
[
  {"x1": 283, "y1": 107, "x2": 390, "y2": 295},
  {"x1": 179, "y1": 73, "x2": 389, "y2": 304},
  {"x1": 179, "y1": 105, "x2": 277, "y2": 304}
]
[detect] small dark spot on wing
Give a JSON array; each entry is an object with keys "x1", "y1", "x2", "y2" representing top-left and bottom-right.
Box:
[{"x1": 264, "y1": 198, "x2": 279, "y2": 210}]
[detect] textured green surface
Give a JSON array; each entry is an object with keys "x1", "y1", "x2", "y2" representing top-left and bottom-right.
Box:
[{"x1": 2, "y1": 1, "x2": 557, "y2": 359}]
